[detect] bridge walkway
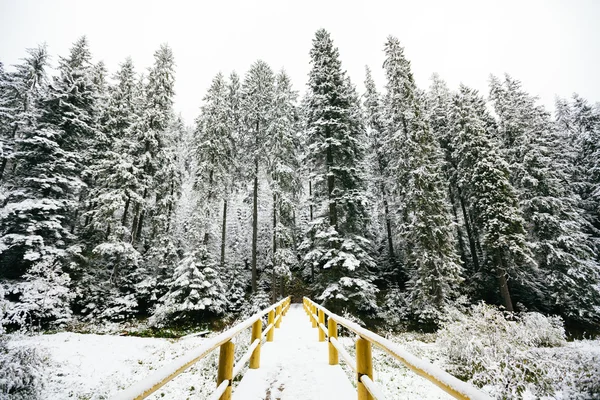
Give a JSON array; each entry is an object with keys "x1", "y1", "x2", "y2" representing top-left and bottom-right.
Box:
[{"x1": 233, "y1": 303, "x2": 355, "y2": 399}]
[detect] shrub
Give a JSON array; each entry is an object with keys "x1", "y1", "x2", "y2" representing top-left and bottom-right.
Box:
[
  {"x1": 437, "y1": 302, "x2": 565, "y2": 398},
  {"x1": 0, "y1": 336, "x2": 47, "y2": 400}
]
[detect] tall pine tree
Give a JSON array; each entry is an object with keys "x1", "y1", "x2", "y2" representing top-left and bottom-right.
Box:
[
  {"x1": 450, "y1": 85, "x2": 535, "y2": 311},
  {"x1": 382, "y1": 37, "x2": 463, "y2": 323},
  {"x1": 303, "y1": 29, "x2": 377, "y2": 315}
]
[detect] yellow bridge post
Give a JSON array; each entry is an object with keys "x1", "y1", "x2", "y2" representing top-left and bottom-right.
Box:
[
  {"x1": 356, "y1": 337, "x2": 374, "y2": 400},
  {"x1": 217, "y1": 340, "x2": 234, "y2": 400},
  {"x1": 311, "y1": 305, "x2": 317, "y2": 328},
  {"x1": 267, "y1": 309, "x2": 275, "y2": 342},
  {"x1": 328, "y1": 318, "x2": 338, "y2": 365},
  {"x1": 275, "y1": 305, "x2": 282, "y2": 328},
  {"x1": 249, "y1": 319, "x2": 262, "y2": 369},
  {"x1": 318, "y1": 309, "x2": 325, "y2": 342}
]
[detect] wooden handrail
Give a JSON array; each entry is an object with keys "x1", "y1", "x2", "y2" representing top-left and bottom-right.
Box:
[
  {"x1": 303, "y1": 297, "x2": 491, "y2": 400},
  {"x1": 111, "y1": 296, "x2": 291, "y2": 400}
]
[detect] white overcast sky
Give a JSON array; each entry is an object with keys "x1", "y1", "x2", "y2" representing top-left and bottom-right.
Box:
[{"x1": 1, "y1": 0, "x2": 599, "y2": 124}]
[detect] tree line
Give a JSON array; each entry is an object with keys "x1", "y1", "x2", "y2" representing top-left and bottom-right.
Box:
[{"x1": 1, "y1": 30, "x2": 599, "y2": 332}]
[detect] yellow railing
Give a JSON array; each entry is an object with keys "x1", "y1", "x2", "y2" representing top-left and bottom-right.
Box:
[
  {"x1": 111, "y1": 296, "x2": 291, "y2": 400},
  {"x1": 303, "y1": 297, "x2": 491, "y2": 400}
]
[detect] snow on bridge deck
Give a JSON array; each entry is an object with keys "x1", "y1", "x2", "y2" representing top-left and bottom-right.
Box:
[{"x1": 233, "y1": 303, "x2": 356, "y2": 400}]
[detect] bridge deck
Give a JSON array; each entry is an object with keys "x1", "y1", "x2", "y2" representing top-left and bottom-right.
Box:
[{"x1": 233, "y1": 303, "x2": 356, "y2": 400}]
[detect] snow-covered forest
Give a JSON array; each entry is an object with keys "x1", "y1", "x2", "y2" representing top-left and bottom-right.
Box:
[{"x1": 1, "y1": 29, "x2": 600, "y2": 398}]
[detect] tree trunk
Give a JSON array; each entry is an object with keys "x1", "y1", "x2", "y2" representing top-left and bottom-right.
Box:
[
  {"x1": 271, "y1": 270, "x2": 276, "y2": 303},
  {"x1": 130, "y1": 203, "x2": 140, "y2": 244},
  {"x1": 251, "y1": 121, "x2": 259, "y2": 293},
  {"x1": 272, "y1": 193, "x2": 277, "y2": 303},
  {"x1": 71, "y1": 208, "x2": 79, "y2": 234},
  {"x1": 309, "y1": 180, "x2": 313, "y2": 221},
  {"x1": 326, "y1": 146, "x2": 337, "y2": 228},
  {"x1": 134, "y1": 187, "x2": 148, "y2": 245},
  {"x1": 496, "y1": 258, "x2": 514, "y2": 312},
  {"x1": 457, "y1": 186, "x2": 480, "y2": 271},
  {"x1": 166, "y1": 177, "x2": 174, "y2": 233},
  {"x1": 220, "y1": 199, "x2": 227, "y2": 270},
  {"x1": 273, "y1": 193, "x2": 277, "y2": 257},
  {"x1": 0, "y1": 158, "x2": 7, "y2": 183},
  {"x1": 381, "y1": 184, "x2": 395, "y2": 260},
  {"x1": 204, "y1": 167, "x2": 214, "y2": 245},
  {"x1": 122, "y1": 195, "x2": 131, "y2": 227},
  {"x1": 136, "y1": 207, "x2": 145, "y2": 244},
  {"x1": 448, "y1": 185, "x2": 468, "y2": 268},
  {"x1": 291, "y1": 209, "x2": 299, "y2": 259}
]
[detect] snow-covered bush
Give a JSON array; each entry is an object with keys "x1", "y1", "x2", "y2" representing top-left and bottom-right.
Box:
[
  {"x1": 226, "y1": 266, "x2": 249, "y2": 313},
  {"x1": 244, "y1": 290, "x2": 271, "y2": 318},
  {"x1": 1, "y1": 257, "x2": 73, "y2": 330},
  {"x1": 74, "y1": 241, "x2": 142, "y2": 322},
  {"x1": 437, "y1": 302, "x2": 566, "y2": 398},
  {"x1": 377, "y1": 284, "x2": 409, "y2": 328},
  {"x1": 546, "y1": 343, "x2": 600, "y2": 399},
  {"x1": 0, "y1": 336, "x2": 47, "y2": 399},
  {"x1": 150, "y1": 249, "x2": 226, "y2": 327}
]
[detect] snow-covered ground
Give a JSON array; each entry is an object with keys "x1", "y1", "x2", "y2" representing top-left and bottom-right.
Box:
[
  {"x1": 8, "y1": 332, "x2": 223, "y2": 399},
  {"x1": 232, "y1": 304, "x2": 356, "y2": 399},
  {"x1": 6, "y1": 311, "x2": 600, "y2": 399}
]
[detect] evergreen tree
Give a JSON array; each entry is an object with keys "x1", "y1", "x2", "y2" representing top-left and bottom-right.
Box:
[
  {"x1": 151, "y1": 249, "x2": 226, "y2": 326},
  {"x1": 382, "y1": 37, "x2": 463, "y2": 323},
  {"x1": 427, "y1": 74, "x2": 477, "y2": 275},
  {"x1": 75, "y1": 58, "x2": 144, "y2": 320},
  {"x1": 490, "y1": 78, "x2": 600, "y2": 322},
  {"x1": 43, "y1": 37, "x2": 99, "y2": 234},
  {"x1": 303, "y1": 29, "x2": 377, "y2": 314},
  {"x1": 450, "y1": 85, "x2": 535, "y2": 311},
  {"x1": 0, "y1": 46, "x2": 49, "y2": 184},
  {"x1": 267, "y1": 70, "x2": 301, "y2": 299},
  {"x1": 0, "y1": 39, "x2": 89, "y2": 279},
  {"x1": 130, "y1": 44, "x2": 175, "y2": 247},
  {"x1": 363, "y1": 66, "x2": 396, "y2": 271},
  {"x1": 123, "y1": 44, "x2": 178, "y2": 314},
  {"x1": 0, "y1": 39, "x2": 95, "y2": 326},
  {"x1": 241, "y1": 60, "x2": 275, "y2": 293},
  {"x1": 221, "y1": 71, "x2": 243, "y2": 272},
  {"x1": 195, "y1": 72, "x2": 232, "y2": 246},
  {"x1": 570, "y1": 95, "x2": 600, "y2": 233}
]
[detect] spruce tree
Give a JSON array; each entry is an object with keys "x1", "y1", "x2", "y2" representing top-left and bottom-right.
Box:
[
  {"x1": 43, "y1": 37, "x2": 99, "y2": 235},
  {"x1": 75, "y1": 58, "x2": 144, "y2": 320},
  {"x1": 0, "y1": 40, "x2": 94, "y2": 326},
  {"x1": 127, "y1": 45, "x2": 178, "y2": 313},
  {"x1": 303, "y1": 29, "x2": 377, "y2": 314},
  {"x1": 267, "y1": 70, "x2": 301, "y2": 298},
  {"x1": 195, "y1": 72, "x2": 232, "y2": 247},
  {"x1": 0, "y1": 39, "x2": 90, "y2": 278},
  {"x1": 382, "y1": 37, "x2": 463, "y2": 323},
  {"x1": 490, "y1": 83, "x2": 600, "y2": 322},
  {"x1": 0, "y1": 45, "x2": 49, "y2": 184},
  {"x1": 222, "y1": 71, "x2": 243, "y2": 271},
  {"x1": 151, "y1": 249, "x2": 226, "y2": 326},
  {"x1": 570, "y1": 95, "x2": 600, "y2": 233},
  {"x1": 450, "y1": 85, "x2": 535, "y2": 311},
  {"x1": 427, "y1": 74, "x2": 478, "y2": 275},
  {"x1": 241, "y1": 60, "x2": 275, "y2": 293},
  {"x1": 363, "y1": 66, "x2": 396, "y2": 271},
  {"x1": 130, "y1": 44, "x2": 175, "y2": 247}
]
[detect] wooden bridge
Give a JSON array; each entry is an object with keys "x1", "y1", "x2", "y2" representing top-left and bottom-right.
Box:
[{"x1": 111, "y1": 297, "x2": 491, "y2": 400}]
